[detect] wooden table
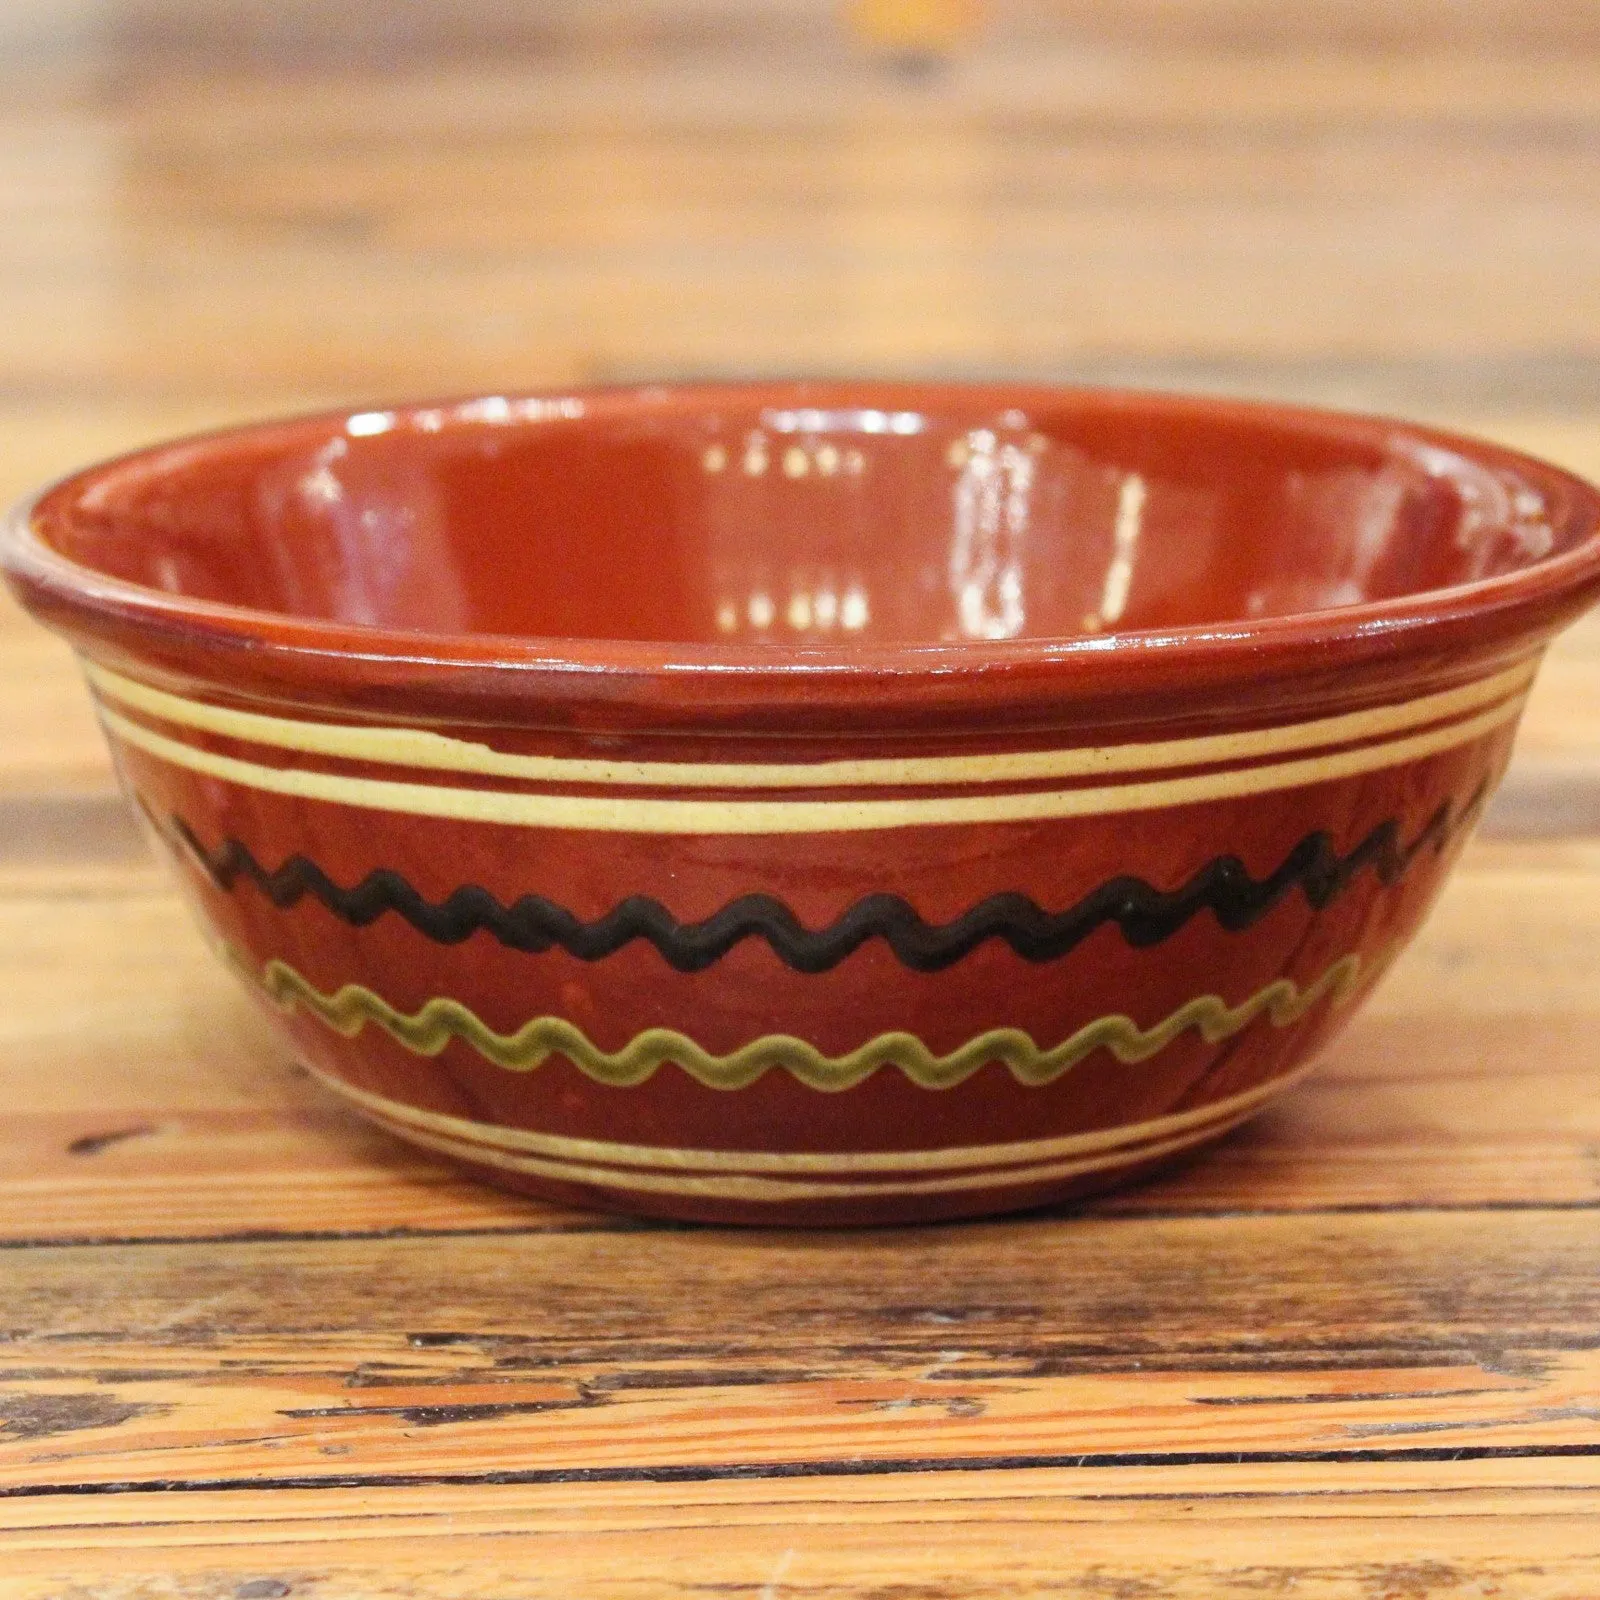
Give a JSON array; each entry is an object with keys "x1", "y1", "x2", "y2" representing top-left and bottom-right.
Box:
[{"x1": 2, "y1": 5, "x2": 1598, "y2": 1593}]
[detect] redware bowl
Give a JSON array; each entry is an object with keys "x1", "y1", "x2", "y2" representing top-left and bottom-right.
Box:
[{"x1": 8, "y1": 382, "x2": 1600, "y2": 1225}]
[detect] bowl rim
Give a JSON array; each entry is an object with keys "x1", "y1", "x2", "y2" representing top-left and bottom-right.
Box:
[{"x1": 7, "y1": 379, "x2": 1600, "y2": 735}]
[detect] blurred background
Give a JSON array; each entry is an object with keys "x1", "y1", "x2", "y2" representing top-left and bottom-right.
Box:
[{"x1": 2, "y1": 0, "x2": 1598, "y2": 805}]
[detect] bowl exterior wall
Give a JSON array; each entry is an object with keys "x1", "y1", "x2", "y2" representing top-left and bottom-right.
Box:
[{"x1": 89, "y1": 652, "x2": 1527, "y2": 1224}]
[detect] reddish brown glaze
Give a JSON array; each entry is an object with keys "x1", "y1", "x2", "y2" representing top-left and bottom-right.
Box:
[
  {"x1": 14, "y1": 383, "x2": 1600, "y2": 740},
  {"x1": 6, "y1": 383, "x2": 1600, "y2": 1223}
]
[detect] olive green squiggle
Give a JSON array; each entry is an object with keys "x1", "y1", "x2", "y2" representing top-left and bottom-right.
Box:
[{"x1": 238, "y1": 946, "x2": 1369, "y2": 1093}]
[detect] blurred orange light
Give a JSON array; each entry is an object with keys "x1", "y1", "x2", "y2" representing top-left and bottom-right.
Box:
[{"x1": 847, "y1": 0, "x2": 984, "y2": 57}]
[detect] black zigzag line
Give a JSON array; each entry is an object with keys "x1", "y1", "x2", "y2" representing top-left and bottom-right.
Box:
[{"x1": 153, "y1": 784, "x2": 1484, "y2": 976}]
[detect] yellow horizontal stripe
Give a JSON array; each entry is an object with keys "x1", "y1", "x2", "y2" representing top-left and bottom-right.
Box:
[
  {"x1": 305, "y1": 1056, "x2": 1318, "y2": 1174},
  {"x1": 351, "y1": 1100, "x2": 1263, "y2": 1202},
  {"x1": 98, "y1": 691, "x2": 1525, "y2": 836},
  {"x1": 86, "y1": 657, "x2": 1536, "y2": 790},
  {"x1": 243, "y1": 944, "x2": 1369, "y2": 1092}
]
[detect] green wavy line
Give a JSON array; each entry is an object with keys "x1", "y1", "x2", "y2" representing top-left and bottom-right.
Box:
[{"x1": 240, "y1": 946, "x2": 1369, "y2": 1093}]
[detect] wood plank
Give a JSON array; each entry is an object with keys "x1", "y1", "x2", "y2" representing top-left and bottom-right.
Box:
[
  {"x1": 62, "y1": 0, "x2": 1600, "y2": 68},
  {"x1": 2, "y1": 1469, "x2": 1598, "y2": 1598},
  {"x1": 0, "y1": 1207, "x2": 1596, "y2": 1495},
  {"x1": 1, "y1": 39, "x2": 1600, "y2": 394},
  {"x1": 2, "y1": 1469, "x2": 1600, "y2": 1600}
]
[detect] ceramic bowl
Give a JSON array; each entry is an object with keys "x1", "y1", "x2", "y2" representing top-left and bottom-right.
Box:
[{"x1": 8, "y1": 383, "x2": 1600, "y2": 1224}]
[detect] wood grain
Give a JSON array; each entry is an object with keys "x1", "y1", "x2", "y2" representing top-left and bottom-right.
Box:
[
  {"x1": 2, "y1": 1, "x2": 1599, "y2": 1592},
  {"x1": 2, "y1": 1209, "x2": 1599, "y2": 1489},
  {"x1": 4, "y1": 1467, "x2": 1600, "y2": 1600}
]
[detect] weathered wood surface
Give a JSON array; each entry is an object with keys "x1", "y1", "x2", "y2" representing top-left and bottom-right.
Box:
[{"x1": 2, "y1": 2, "x2": 1599, "y2": 1595}]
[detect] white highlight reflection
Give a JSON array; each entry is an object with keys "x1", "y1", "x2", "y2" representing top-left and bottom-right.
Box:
[
  {"x1": 452, "y1": 395, "x2": 585, "y2": 426},
  {"x1": 949, "y1": 428, "x2": 1030, "y2": 639},
  {"x1": 1097, "y1": 473, "x2": 1147, "y2": 628},
  {"x1": 762, "y1": 408, "x2": 925, "y2": 437},
  {"x1": 298, "y1": 436, "x2": 348, "y2": 507},
  {"x1": 717, "y1": 584, "x2": 861, "y2": 636},
  {"x1": 459, "y1": 395, "x2": 512, "y2": 424}
]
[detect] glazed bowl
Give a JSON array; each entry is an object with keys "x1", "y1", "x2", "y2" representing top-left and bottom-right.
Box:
[{"x1": 8, "y1": 383, "x2": 1600, "y2": 1225}]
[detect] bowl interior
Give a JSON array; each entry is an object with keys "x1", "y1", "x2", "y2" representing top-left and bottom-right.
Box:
[{"x1": 30, "y1": 387, "x2": 1589, "y2": 648}]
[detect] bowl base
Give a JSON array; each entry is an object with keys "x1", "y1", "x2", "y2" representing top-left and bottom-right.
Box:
[{"x1": 390, "y1": 1120, "x2": 1247, "y2": 1227}]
